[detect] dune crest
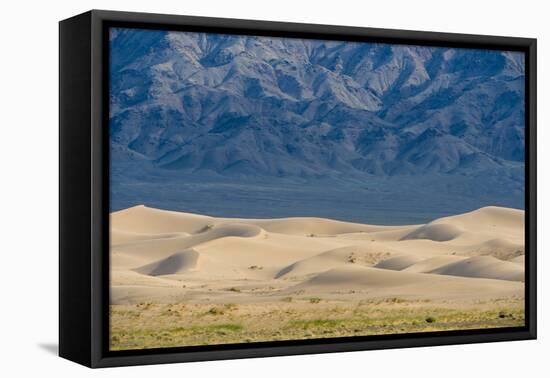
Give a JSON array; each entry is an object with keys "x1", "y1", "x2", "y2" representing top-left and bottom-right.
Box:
[
  {"x1": 111, "y1": 205, "x2": 214, "y2": 234},
  {"x1": 434, "y1": 206, "x2": 524, "y2": 231}
]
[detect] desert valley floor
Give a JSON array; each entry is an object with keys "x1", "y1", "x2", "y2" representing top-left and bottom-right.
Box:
[{"x1": 110, "y1": 205, "x2": 525, "y2": 350}]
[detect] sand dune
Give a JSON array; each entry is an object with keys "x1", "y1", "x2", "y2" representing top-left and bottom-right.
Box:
[
  {"x1": 275, "y1": 246, "x2": 354, "y2": 279},
  {"x1": 461, "y1": 238, "x2": 524, "y2": 261},
  {"x1": 112, "y1": 205, "x2": 399, "y2": 237},
  {"x1": 111, "y1": 205, "x2": 214, "y2": 234},
  {"x1": 110, "y1": 269, "x2": 183, "y2": 287},
  {"x1": 110, "y1": 205, "x2": 525, "y2": 305},
  {"x1": 111, "y1": 229, "x2": 188, "y2": 246},
  {"x1": 374, "y1": 253, "x2": 524, "y2": 282},
  {"x1": 435, "y1": 206, "x2": 524, "y2": 231},
  {"x1": 429, "y1": 256, "x2": 524, "y2": 282},
  {"x1": 111, "y1": 222, "x2": 266, "y2": 270},
  {"x1": 275, "y1": 245, "x2": 396, "y2": 279},
  {"x1": 401, "y1": 223, "x2": 463, "y2": 242},
  {"x1": 244, "y1": 217, "x2": 400, "y2": 236},
  {"x1": 292, "y1": 265, "x2": 523, "y2": 300},
  {"x1": 402, "y1": 255, "x2": 468, "y2": 273},
  {"x1": 134, "y1": 249, "x2": 202, "y2": 276},
  {"x1": 374, "y1": 255, "x2": 425, "y2": 270}
]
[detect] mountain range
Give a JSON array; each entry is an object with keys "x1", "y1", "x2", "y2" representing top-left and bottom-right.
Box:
[
  {"x1": 108, "y1": 28, "x2": 525, "y2": 220},
  {"x1": 109, "y1": 28, "x2": 525, "y2": 178}
]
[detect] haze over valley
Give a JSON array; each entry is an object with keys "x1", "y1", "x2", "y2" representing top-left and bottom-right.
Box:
[{"x1": 109, "y1": 29, "x2": 525, "y2": 224}]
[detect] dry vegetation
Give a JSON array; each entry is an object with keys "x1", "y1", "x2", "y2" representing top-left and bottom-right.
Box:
[{"x1": 110, "y1": 297, "x2": 524, "y2": 350}]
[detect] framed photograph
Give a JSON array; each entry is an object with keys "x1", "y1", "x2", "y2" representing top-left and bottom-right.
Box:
[{"x1": 59, "y1": 10, "x2": 536, "y2": 368}]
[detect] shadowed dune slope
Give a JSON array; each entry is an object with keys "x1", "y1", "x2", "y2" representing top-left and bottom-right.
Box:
[
  {"x1": 460, "y1": 238, "x2": 524, "y2": 261},
  {"x1": 428, "y1": 256, "x2": 524, "y2": 282},
  {"x1": 134, "y1": 249, "x2": 201, "y2": 276},
  {"x1": 275, "y1": 245, "x2": 396, "y2": 279},
  {"x1": 401, "y1": 223, "x2": 463, "y2": 242},
  {"x1": 293, "y1": 265, "x2": 523, "y2": 299},
  {"x1": 400, "y1": 206, "x2": 524, "y2": 244},
  {"x1": 374, "y1": 255, "x2": 425, "y2": 270},
  {"x1": 402, "y1": 255, "x2": 468, "y2": 273}
]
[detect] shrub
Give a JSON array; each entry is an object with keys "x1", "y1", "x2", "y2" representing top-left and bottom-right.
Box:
[
  {"x1": 498, "y1": 311, "x2": 513, "y2": 319},
  {"x1": 207, "y1": 307, "x2": 225, "y2": 315}
]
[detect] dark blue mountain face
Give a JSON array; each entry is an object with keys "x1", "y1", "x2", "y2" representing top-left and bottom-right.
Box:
[{"x1": 109, "y1": 28, "x2": 525, "y2": 223}]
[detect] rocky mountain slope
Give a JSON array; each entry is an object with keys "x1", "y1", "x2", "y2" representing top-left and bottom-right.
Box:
[{"x1": 109, "y1": 28, "x2": 525, "y2": 178}]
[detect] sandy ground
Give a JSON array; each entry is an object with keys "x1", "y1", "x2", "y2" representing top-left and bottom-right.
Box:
[{"x1": 110, "y1": 205, "x2": 525, "y2": 349}]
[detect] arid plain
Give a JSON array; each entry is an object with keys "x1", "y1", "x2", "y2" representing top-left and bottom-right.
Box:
[{"x1": 110, "y1": 205, "x2": 525, "y2": 350}]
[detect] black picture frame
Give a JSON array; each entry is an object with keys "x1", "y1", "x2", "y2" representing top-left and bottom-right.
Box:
[{"x1": 59, "y1": 9, "x2": 537, "y2": 368}]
